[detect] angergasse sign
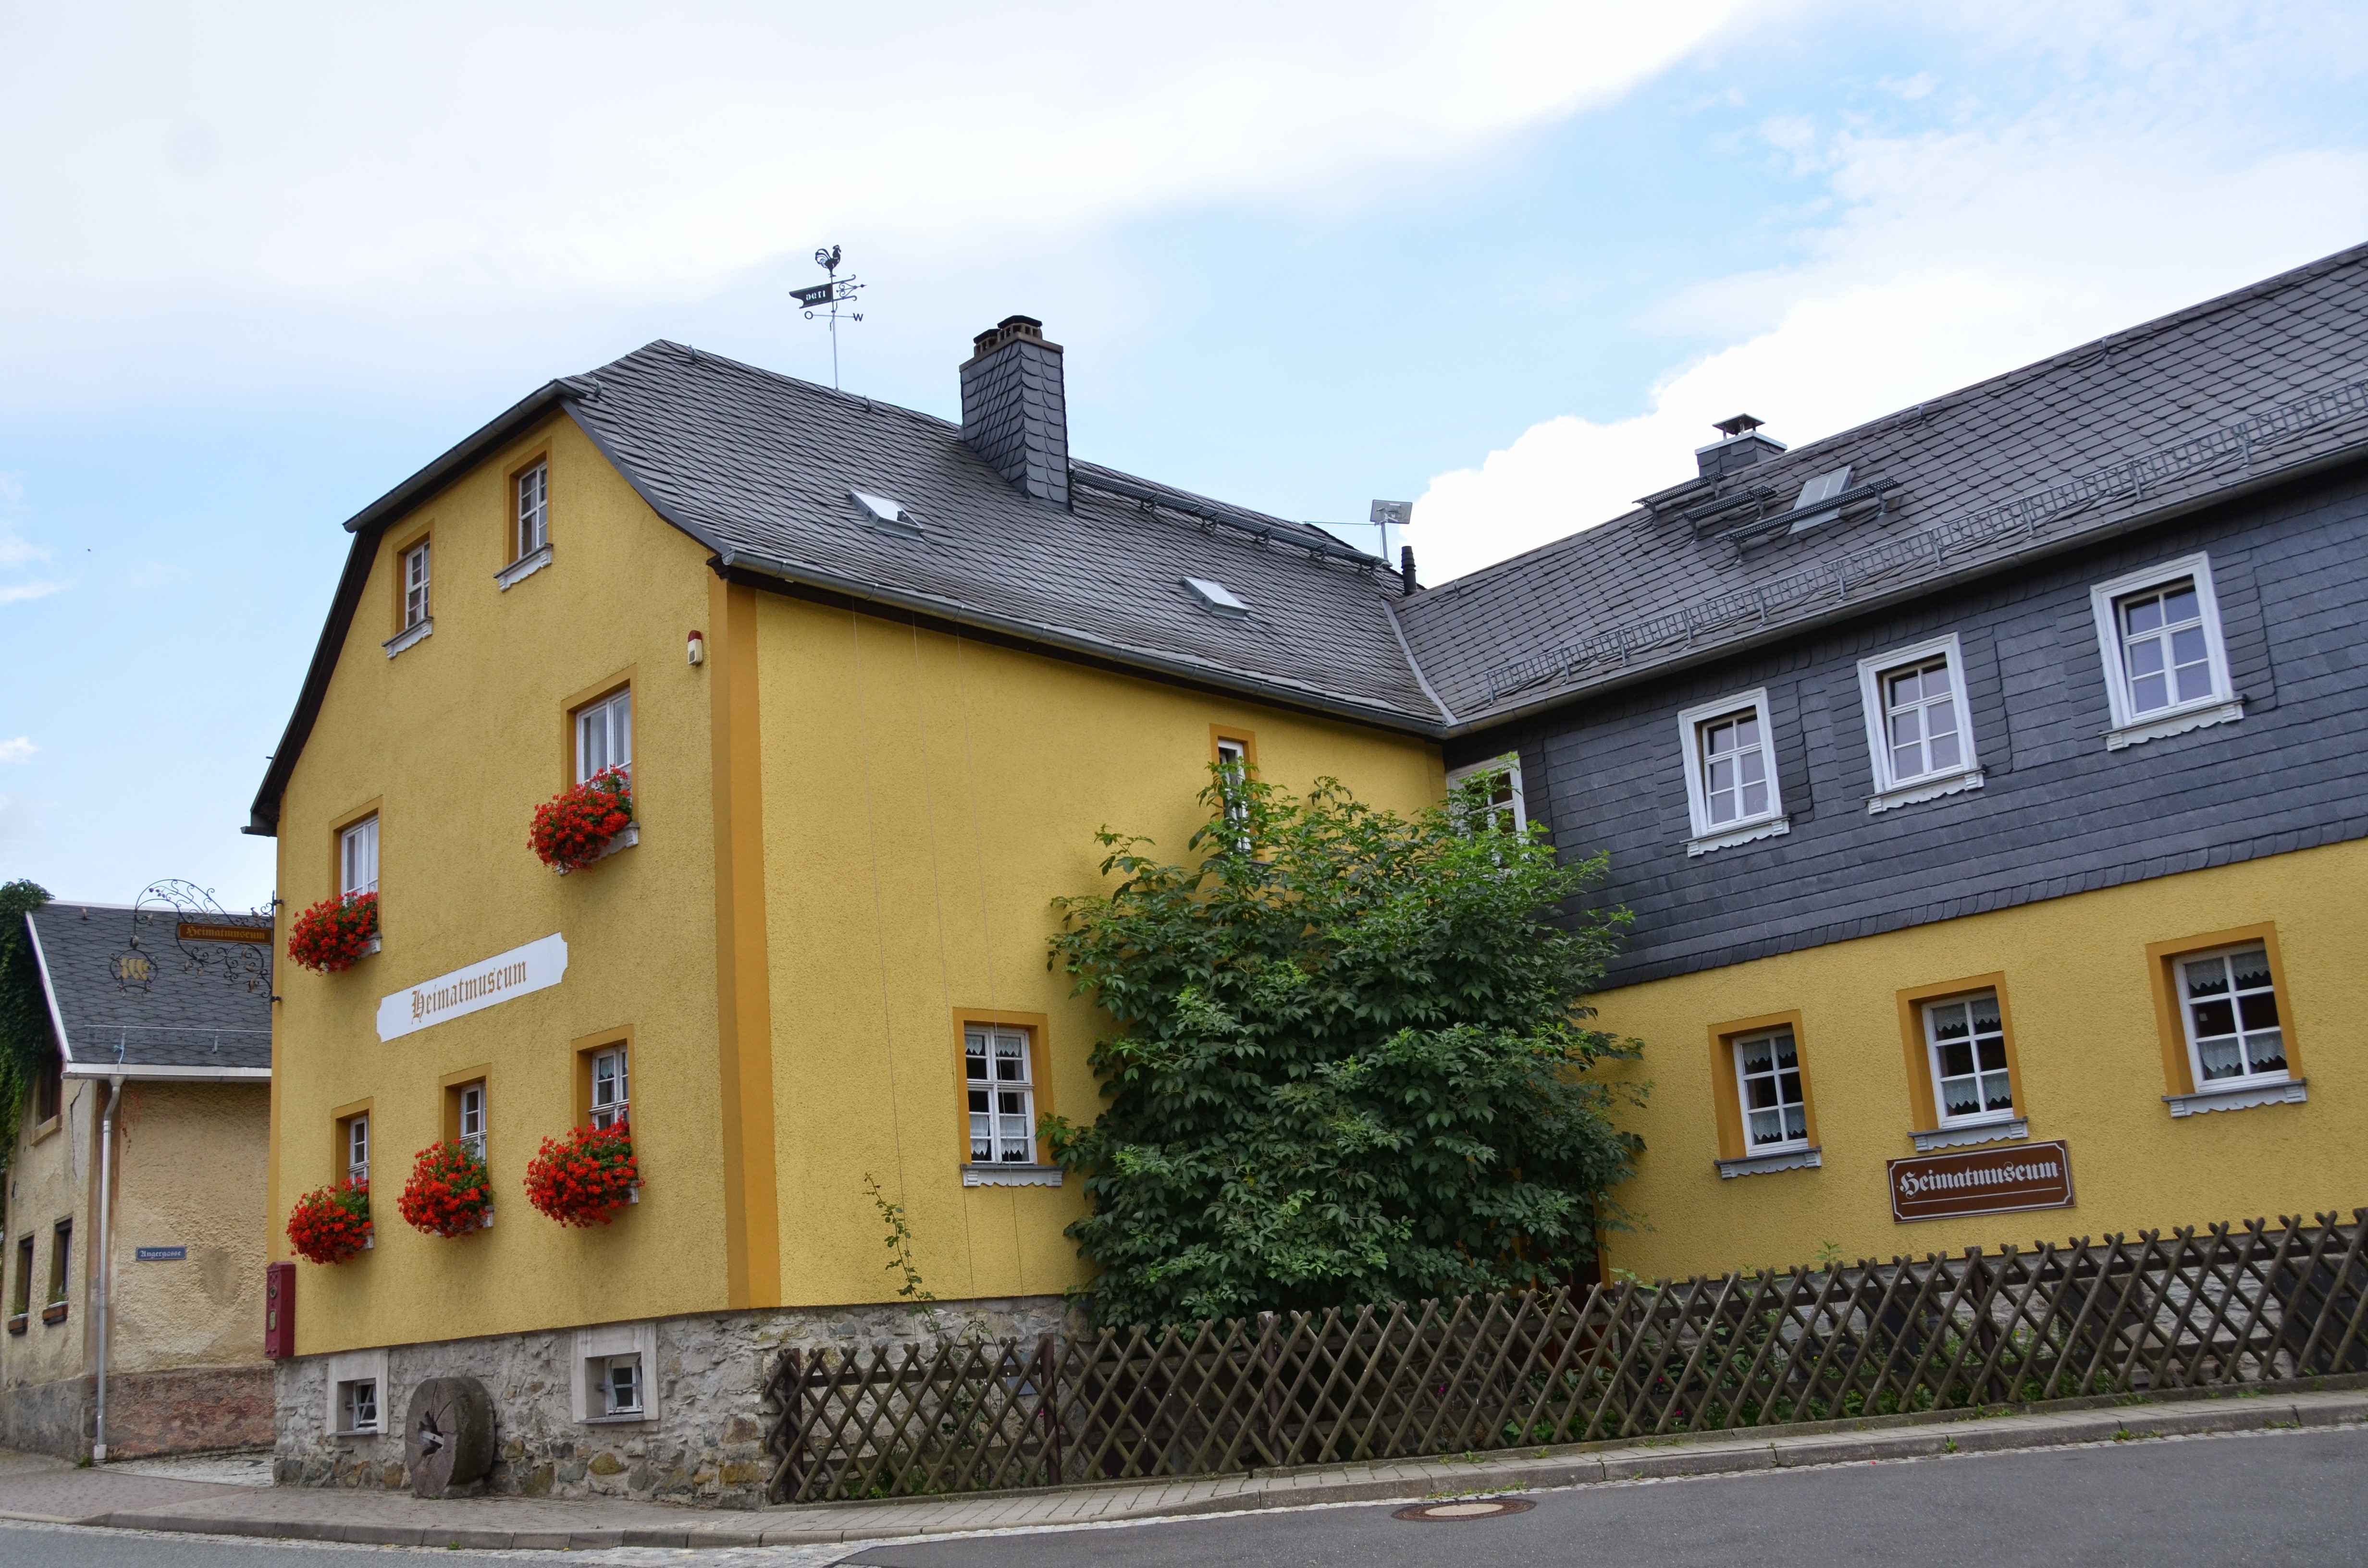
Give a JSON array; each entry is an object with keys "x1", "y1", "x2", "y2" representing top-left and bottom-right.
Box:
[
  {"x1": 376, "y1": 934, "x2": 568, "y2": 1042},
  {"x1": 1888, "y1": 1140, "x2": 2074, "y2": 1223}
]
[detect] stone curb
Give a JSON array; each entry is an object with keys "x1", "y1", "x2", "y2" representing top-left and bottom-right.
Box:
[{"x1": 70, "y1": 1389, "x2": 2368, "y2": 1551}]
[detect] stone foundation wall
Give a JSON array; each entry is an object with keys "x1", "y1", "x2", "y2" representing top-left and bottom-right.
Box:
[
  {"x1": 273, "y1": 1295, "x2": 1074, "y2": 1508},
  {"x1": 110, "y1": 1364, "x2": 274, "y2": 1458},
  {"x1": 0, "y1": 1373, "x2": 91, "y2": 1460}
]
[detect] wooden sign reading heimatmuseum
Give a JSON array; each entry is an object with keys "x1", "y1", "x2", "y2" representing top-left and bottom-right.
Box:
[{"x1": 1888, "y1": 1140, "x2": 2073, "y2": 1224}]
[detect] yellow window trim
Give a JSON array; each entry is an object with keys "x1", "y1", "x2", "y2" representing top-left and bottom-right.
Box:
[
  {"x1": 1893, "y1": 972, "x2": 2024, "y2": 1134},
  {"x1": 439, "y1": 1065, "x2": 493, "y2": 1149},
  {"x1": 570, "y1": 1026, "x2": 635, "y2": 1127},
  {"x1": 2144, "y1": 921, "x2": 2296, "y2": 1097},
  {"x1": 1207, "y1": 724, "x2": 1259, "y2": 772},
  {"x1": 1706, "y1": 1010, "x2": 1816, "y2": 1164},
  {"x1": 949, "y1": 1008, "x2": 1055, "y2": 1169}
]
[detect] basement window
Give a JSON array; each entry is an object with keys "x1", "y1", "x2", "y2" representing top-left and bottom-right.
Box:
[
  {"x1": 574, "y1": 1323, "x2": 659, "y2": 1424},
  {"x1": 1183, "y1": 577, "x2": 1250, "y2": 619},
  {"x1": 324, "y1": 1348, "x2": 390, "y2": 1437},
  {"x1": 851, "y1": 490, "x2": 922, "y2": 539}
]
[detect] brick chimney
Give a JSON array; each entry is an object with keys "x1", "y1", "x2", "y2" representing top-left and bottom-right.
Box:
[{"x1": 961, "y1": 316, "x2": 1069, "y2": 508}]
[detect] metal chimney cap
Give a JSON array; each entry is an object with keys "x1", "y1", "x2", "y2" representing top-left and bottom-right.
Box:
[{"x1": 1711, "y1": 414, "x2": 1766, "y2": 437}]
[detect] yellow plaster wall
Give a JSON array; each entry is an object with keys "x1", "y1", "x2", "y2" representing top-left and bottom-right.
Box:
[
  {"x1": 751, "y1": 598, "x2": 1445, "y2": 1309},
  {"x1": 110, "y1": 1083, "x2": 271, "y2": 1374},
  {"x1": 1589, "y1": 838, "x2": 2368, "y2": 1282},
  {"x1": 271, "y1": 416, "x2": 728, "y2": 1355}
]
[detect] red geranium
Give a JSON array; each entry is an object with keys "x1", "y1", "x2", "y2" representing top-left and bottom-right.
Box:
[
  {"x1": 530, "y1": 767, "x2": 634, "y2": 872},
  {"x1": 523, "y1": 1121, "x2": 639, "y2": 1226},
  {"x1": 396, "y1": 1140, "x2": 493, "y2": 1238},
  {"x1": 287, "y1": 1180, "x2": 372, "y2": 1264},
  {"x1": 286, "y1": 892, "x2": 378, "y2": 973}
]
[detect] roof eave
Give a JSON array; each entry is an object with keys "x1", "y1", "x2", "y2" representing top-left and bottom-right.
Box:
[
  {"x1": 23, "y1": 912, "x2": 73, "y2": 1063},
  {"x1": 62, "y1": 1065, "x2": 271, "y2": 1082}
]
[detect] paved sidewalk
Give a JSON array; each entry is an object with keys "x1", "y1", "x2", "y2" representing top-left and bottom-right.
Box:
[{"x1": 0, "y1": 1384, "x2": 2359, "y2": 1552}]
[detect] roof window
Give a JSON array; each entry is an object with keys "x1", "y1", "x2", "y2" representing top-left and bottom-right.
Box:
[
  {"x1": 851, "y1": 490, "x2": 922, "y2": 539},
  {"x1": 1787, "y1": 466, "x2": 1854, "y2": 534},
  {"x1": 1182, "y1": 577, "x2": 1250, "y2": 619}
]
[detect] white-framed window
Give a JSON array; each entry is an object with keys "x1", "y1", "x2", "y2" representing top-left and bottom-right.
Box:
[
  {"x1": 345, "y1": 1114, "x2": 370, "y2": 1186},
  {"x1": 1215, "y1": 736, "x2": 1251, "y2": 850},
  {"x1": 1446, "y1": 753, "x2": 1527, "y2": 835},
  {"x1": 576, "y1": 688, "x2": 632, "y2": 784},
  {"x1": 1856, "y1": 635, "x2": 1982, "y2": 808},
  {"x1": 456, "y1": 1083, "x2": 486, "y2": 1162},
  {"x1": 324, "y1": 1348, "x2": 390, "y2": 1437},
  {"x1": 340, "y1": 816, "x2": 379, "y2": 898},
  {"x1": 572, "y1": 1323, "x2": 658, "y2": 1424},
  {"x1": 402, "y1": 540, "x2": 431, "y2": 630},
  {"x1": 1676, "y1": 688, "x2": 1788, "y2": 855},
  {"x1": 1924, "y1": 992, "x2": 2014, "y2": 1126},
  {"x1": 1734, "y1": 1026, "x2": 1808, "y2": 1154},
  {"x1": 2088, "y1": 553, "x2": 2240, "y2": 748},
  {"x1": 590, "y1": 1046, "x2": 629, "y2": 1130},
  {"x1": 965, "y1": 1027, "x2": 1036, "y2": 1165},
  {"x1": 516, "y1": 462, "x2": 549, "y2": 559},
  {"x1": 2175, "y1": 944, "x2": 2287, "y2": 1087}
]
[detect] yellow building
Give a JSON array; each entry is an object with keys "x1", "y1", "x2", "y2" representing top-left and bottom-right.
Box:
[
  {"x1": 1401, "y1": 247, "x2": 2368, "y2": 1282},
  {"x1": 1, "y1": 899, "x2": 273, "y2": 1460},
  {"x1": 250, "y1": 317, "x2": 1443, "y2": 1501}
]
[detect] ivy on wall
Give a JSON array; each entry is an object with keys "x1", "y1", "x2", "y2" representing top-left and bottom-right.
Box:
[{"x1": 0, "y1": 879, "x2": 54, "y2": 1177}]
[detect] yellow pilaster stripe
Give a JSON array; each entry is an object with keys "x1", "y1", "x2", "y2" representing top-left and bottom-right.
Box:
[{"x1": 709, "y1": 576, "x2": 782, "y2": 1309}]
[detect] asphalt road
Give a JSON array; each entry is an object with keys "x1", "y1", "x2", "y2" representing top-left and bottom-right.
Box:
[{"x1": 851, "y1": 1425, "x2": 2368, "y2": 1568}]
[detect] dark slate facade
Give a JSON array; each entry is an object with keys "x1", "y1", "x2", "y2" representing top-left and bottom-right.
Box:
[{"x1": 1447, "y1": 461, "x2": 2368, "y2": 988}]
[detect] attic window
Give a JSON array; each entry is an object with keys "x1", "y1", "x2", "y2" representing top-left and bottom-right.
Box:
[
  {"x1": 851, "y1": 490, "x2": 921, "y2": 539},
  {"x1": 1787, "y1": 466, "x2": 1853, "y2": 534},
  {"x1": 1183, "y1": 578, "x2": 1250, "y2": 619}
]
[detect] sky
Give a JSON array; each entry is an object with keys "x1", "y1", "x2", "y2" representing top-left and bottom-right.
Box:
[{"x1": 2, "y1": 0, "x2": 2365, "y2": 909}]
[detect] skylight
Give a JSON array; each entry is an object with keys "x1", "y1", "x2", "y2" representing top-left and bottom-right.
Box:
[
  {"x1": 1787, "y1": 466, "x2": 1854, "y2": 534},
  {"x1": 850, "y1": 489, "x2": 921, "y2": 538},
  {"x1": 1182, "y1": 577, "x2": 1250, "y2": 618}
]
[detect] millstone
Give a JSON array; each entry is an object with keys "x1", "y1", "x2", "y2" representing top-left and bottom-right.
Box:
[{"x1": 406, "y1": 1375, "x2": 495, "y2": 1498}]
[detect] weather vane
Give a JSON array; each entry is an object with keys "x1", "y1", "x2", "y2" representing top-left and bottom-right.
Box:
[{"x1": 791, "y1": 245, "x2": 867, "y2": 390}]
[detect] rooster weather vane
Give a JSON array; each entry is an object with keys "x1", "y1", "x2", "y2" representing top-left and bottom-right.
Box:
[{"x1": 791, "y1": 245, "x2": 867, "y2": 390}]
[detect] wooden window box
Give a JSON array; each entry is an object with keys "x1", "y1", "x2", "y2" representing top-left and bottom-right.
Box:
[
  {"x1": 41, "y1": 1302, "x2": 68, "y2": 1326},
  {"x1": 5, "y1": 1313, "x2": 25, "y2": 1335}
]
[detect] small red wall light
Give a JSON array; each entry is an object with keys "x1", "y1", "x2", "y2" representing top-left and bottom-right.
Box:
[{"x1": 687, "y1": 630, "x2": 706, "y2": 666}]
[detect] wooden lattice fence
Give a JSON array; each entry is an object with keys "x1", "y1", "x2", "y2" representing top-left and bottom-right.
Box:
[{"x1": 765, "y1": 1209, "x2": 2367, "y2": 1503}]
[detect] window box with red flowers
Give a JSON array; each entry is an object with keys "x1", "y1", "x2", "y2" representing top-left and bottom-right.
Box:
[
  {"x1": 287, "y1": 893, "x2": 380, "y2": 973},
  {"x1": 397, "y1": 1140, "x2": 494, "y2": 1237},
  {"x1": 530, "y1": 767, "x2": 636, "y2": 875},
  {"x1": 287, "y1": 1180, "x2": 374, "y2": 1263},
  {"x1": 523, "y1": 1121, "x2": 640, "y2": 1226}
]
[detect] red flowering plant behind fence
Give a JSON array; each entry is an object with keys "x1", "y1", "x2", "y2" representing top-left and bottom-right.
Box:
[
  {"x1": 523, "y1": 1121, "x2": 639, "y2": 1226},
  {"x1": 397, "y1": 1140, "x2": 494, "y2": 1237},
  {"x1": 530, "y1": 767, "x2": 633, "y2": 873},
  {"x1": 285, "y1": 892, "x2": 379, "y2": 973},
  {"x1": 286, "y1": 1180, "x2": 372, "y2": 1264}
]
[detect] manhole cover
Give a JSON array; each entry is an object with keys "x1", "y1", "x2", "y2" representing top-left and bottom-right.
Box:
[{"x1": 1393, "y1": 1497, "x2": 1535, "y2": 1522}]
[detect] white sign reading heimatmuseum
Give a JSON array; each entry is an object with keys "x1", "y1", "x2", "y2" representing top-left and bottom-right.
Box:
[{"x1": 376, "y1": 934, "x2": 568, "y2": 1042}]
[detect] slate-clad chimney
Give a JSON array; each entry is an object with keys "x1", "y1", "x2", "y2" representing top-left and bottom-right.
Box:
[
  {"x1": 1695, "y1": 413, "x2": 1787, "y2": 480},
  {"x1": 961, "y1": 316, "x2": 1069, "y2": 508}
]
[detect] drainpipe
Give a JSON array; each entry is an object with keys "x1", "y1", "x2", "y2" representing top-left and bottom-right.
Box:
[{"x1": 91, "y1": 1076, "x2": 122, "y2": 1463}]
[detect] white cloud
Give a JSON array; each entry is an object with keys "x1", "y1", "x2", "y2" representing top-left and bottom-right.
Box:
[
  {"x1": 0, "y1": 0, "x2": 1750, "y2": 386},
  {"x1": 1411, "y1": 14, "x2": 2368, "y2": 582},
  {"x1": 0, "y1": 738, "x2": 35, "y2": 764}
]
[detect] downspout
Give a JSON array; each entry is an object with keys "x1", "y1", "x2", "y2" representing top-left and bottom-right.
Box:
[{"x1": 91, "y1": 1075, "x2": 122, "y2": 1463}]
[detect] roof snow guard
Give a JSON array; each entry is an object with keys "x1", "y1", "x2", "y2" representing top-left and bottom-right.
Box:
[{"x1": 1482, "y1": 375, "x2": 2368, "y2": 703}]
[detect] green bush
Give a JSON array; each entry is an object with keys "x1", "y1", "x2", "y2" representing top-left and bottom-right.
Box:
[{"x1": 1046, "y1": 771, "x2": 1645, "y2": 1328}]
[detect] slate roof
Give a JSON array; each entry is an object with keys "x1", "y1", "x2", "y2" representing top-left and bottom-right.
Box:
[
  {"x1": 560, "y1": 344, "x2": 1439, "y2": 723},
  {"x1": 24, "y1": 904, "x2": 273, "y2": 1076},
  {"x1": 1398, "y1": 241, "x2": 2368, "y2": 724}
]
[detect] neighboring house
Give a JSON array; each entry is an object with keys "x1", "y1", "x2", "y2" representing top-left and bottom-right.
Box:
[
  {"x1": 0, "y1": 902, "x2": 274, "y2": 1459},
  {"x1": 1399, "y1": 242, "x2": 2368, "y2": 1280},
  {"x1": 248, "y1": 317, "x2": 1444, "y2": 1502}
]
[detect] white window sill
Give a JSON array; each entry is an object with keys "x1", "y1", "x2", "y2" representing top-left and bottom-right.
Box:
[
  {"x1": 1685, "y1": 815, "x2": 1790, "y2": 858},
  {"x1": 2106, "y1": 698, "x2": 2243, "y2": 751},
  {"x1": 1911, "y1": 1116, "x2": 2027, "y2": 1152},
  {"x1": 382, "y1": 618, "x2": 433, "y2": 659},
  {"x1": 582, "y1": 1411, "x2": 653, "y2": 1426},
  {"x1": 330, "y1": 1428, "x2": 385, "y2": 1441},
  {"x1": 1714, "y1": 1146, "x2": 1820, "y2": 1179},
  {"x1": 961, "y1": 1164, "x2": 1062, "y2": 1188},
  {"x1": 554, "y1": 822, "x2": 638, "y2": 876},
  {"x1": 1867, "y1": 769, "x2": 1985, "y2": 815},
  {"x1": 495, "y1": 543, "x2": 553, "y2": 591},
  {"x1": 2166, "y1": 1077, "x2": 2306, "y2": 1118}
]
